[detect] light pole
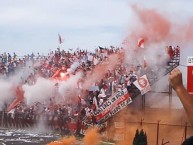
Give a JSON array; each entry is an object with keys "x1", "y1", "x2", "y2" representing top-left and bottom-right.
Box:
[
  {"x1": 156, "y1": 120, "x2": 161, "y2": 145},
  {"x1": 184, "y1": 122, "x2": 188, "y2": 140}
]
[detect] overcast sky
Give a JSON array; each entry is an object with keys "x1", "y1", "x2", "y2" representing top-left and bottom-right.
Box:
[
  {"x1": 0, "y1": 0, "x2": 193, "y2": 60},
  {"x1": 0, "y1": 0, "x2": 130, "y2": 55}
]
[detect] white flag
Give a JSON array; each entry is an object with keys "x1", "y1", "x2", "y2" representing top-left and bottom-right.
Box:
[{"x1": 133, "y1": 75, "x2": 151, "y2": 95}]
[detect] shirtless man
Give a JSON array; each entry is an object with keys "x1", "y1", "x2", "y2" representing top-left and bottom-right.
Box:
[{"x1": 169, "y1": 68, "x2": 193, "y2": 145}]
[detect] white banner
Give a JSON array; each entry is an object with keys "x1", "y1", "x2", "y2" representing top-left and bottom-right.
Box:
[
  {"x1": 133, "y1": 75, "x2": 151, "y2": 95},
  {"x1": 94, "y1": 88, "x2": 132, "y2": 123}
]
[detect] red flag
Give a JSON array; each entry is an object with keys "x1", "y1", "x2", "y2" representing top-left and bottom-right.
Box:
[
  {"x1": 51, "y1": 69, "x2": 61, "y2": 79},
  {"x1": 58, "y1": 33, "x2": 64, "y2": 44},
  {"x1": 6, "y1": 86, "x2": 24, "y2": 112},
  {"x1": 137, "y1": 38, "x2": 145, "y2": 48}
]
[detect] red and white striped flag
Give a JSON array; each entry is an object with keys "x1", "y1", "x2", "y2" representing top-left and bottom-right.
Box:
[
  {"x1": 137, "y1": 38, "x2": 145, "y2": 48},
  {"x1": 58, "y1": 33, "x2": 64, "y2": 44}
]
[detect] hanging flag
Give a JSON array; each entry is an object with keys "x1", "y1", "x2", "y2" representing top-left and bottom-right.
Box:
[
  {"x1": 58, "y1": 33, "x2": 64, "y2": 44},
  {"x1": 51, "y1": 69, "x2": 61, "y2": 79},
  {"x1": 6, "y1": 86, "x2": 24, "y2": 112},
  {"x1": 137, "y1": 38, "x2": 145, "y2": 48},
  {"x1": 133, "y1": 75, "x2": 151, "y2": 95}
]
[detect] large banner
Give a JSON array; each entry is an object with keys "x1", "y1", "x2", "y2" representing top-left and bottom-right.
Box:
[
  {"x1": 133, "y1": 75, "x2": 151, "y2": 95},
  {"x1": 94, "y1": 88, "x2": 132, "y2": 123}
]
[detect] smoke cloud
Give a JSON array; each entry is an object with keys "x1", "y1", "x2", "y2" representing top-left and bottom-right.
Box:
[
  {"x1": 83, "y1": 127, "x2": 101, "y2": 145},
  {"x1": 124, "y1": 4, "x2": 193, "y2": 63},
  {"x1": 23, "y1": 77, "x2": 55, "y2": 106},
  {"x1": 82, "y1": 53, "x2": 122, "y2": 90},
  {"x1": 1, "y1": 2, "x2": 193, "y2": 144},
  {"x1": 57, "y1": 72, "x2": 83, "y2": 103},
  {"x1": 47, "y1": 136, "x2": 76, "y2": 145},
  {"x1": 123, "y1": 4, "x2": 193, "y2": 91},
  {"x1": 0, "y1": 80, "x2": 15, "y2": 110}
]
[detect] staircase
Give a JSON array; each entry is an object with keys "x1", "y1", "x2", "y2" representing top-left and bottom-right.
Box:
[{"x1": 129, "y1": 47, "x2": 180, "y2": 100}]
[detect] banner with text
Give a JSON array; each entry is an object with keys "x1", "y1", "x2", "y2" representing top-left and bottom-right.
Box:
[{"x1": 94, "y1": 88, "x2": 132, "y2": 123}]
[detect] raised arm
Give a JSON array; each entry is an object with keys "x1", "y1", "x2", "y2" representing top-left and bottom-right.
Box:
[{"x1": 169, "y1": 68, "x2": 193, "y2": 126}]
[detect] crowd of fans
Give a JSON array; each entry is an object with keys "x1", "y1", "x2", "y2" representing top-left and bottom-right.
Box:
[{"x1": 0, "y1": 45, "x2": 180, "y2": 135}]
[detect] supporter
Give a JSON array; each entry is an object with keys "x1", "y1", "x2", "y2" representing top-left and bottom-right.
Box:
[
  {"x1": 13, "y1": 52, "x2": 17, "y2": 61},
  {"x1": 8, "y1": 53, "x2": 12, "y2": 62},
  {"x1": 169, "y1": 68, "x2": 193, "y2": 145},
  {"x1": 3, "y1": 52, "x2": 7, "y2": 63},
  {"x1": 168, "y1": 46, "x2": 174, "y2": 59},
  {"x1": 30, "y1": 52, "x2": 35, "y2": 61},
  {"x1": 0, "y1": 46, "x2": 182, "y2": 137},
  {"x1": 169, "y1": 68, "x2": 193, "y2": 126},
  {"x1": 98, "y1": 85, "x2": 107, "y2": 105},
  {"x1": 175, "y1": 45, "x2": 180, "y2": 57}
]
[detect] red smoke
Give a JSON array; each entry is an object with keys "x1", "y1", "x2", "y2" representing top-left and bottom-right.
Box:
[
  {"x1": 60, "y1": 136, "x2": 76, "y2": 145},
  {"x1": 127, "y1": 5, "x2": 193, "y2": 50},
  {"x1": 83, "y1": 127, "x2": 101, "y2": 145},
  {"x1": 46, "y1": 4, "x2": 193, "y2": 145},
  {"x1": 132, "y1": 5, "x2": 171, "y2": 43},
  {"x1": 6, "y1": 85, "x2": 24, "y2": 112},
  {"x1": 82, "y1": 53, "x2": 124, "y2": 90},
  {"x1": 47, "y1": 136, "x2": 76, "y2": 145},
  {"x1": 46, "y1": 127, "x2": 101, "y2": 145},
  {"x1": 186, "y1": 19, "x2": 193, "y2": 41}
]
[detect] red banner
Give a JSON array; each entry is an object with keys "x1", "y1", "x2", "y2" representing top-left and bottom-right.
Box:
[
  {"x1": 187, "y1": 57, "x2": 193, "y2": 97},
  {"x1": 6, "y1": 86, "x2": 24, "y2": 112}
]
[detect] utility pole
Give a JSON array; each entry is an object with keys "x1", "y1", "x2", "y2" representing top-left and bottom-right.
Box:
[
  {"x1": 184, "y1": 122, "x2": 188, "y2": 140},
  {"x1": 169, "y1": 83, "x2": 172, "y2": 108},
  {"x1": 156, "y1": 120, "x2": 161, "y2": 145},
  {"x1": 140, "y1": 118, "x2": 144, "y2": 127},
  {"x1": 142, "y1": 94, "x2": 145, "y2": 111}
]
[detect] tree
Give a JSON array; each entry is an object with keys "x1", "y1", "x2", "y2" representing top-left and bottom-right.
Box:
[
  {"x1": 133, "y1": 129, "x2": 148, "y2": 145},
  {"x1": 133, "y1": 129, "x2": 139, "y2": 145}
]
